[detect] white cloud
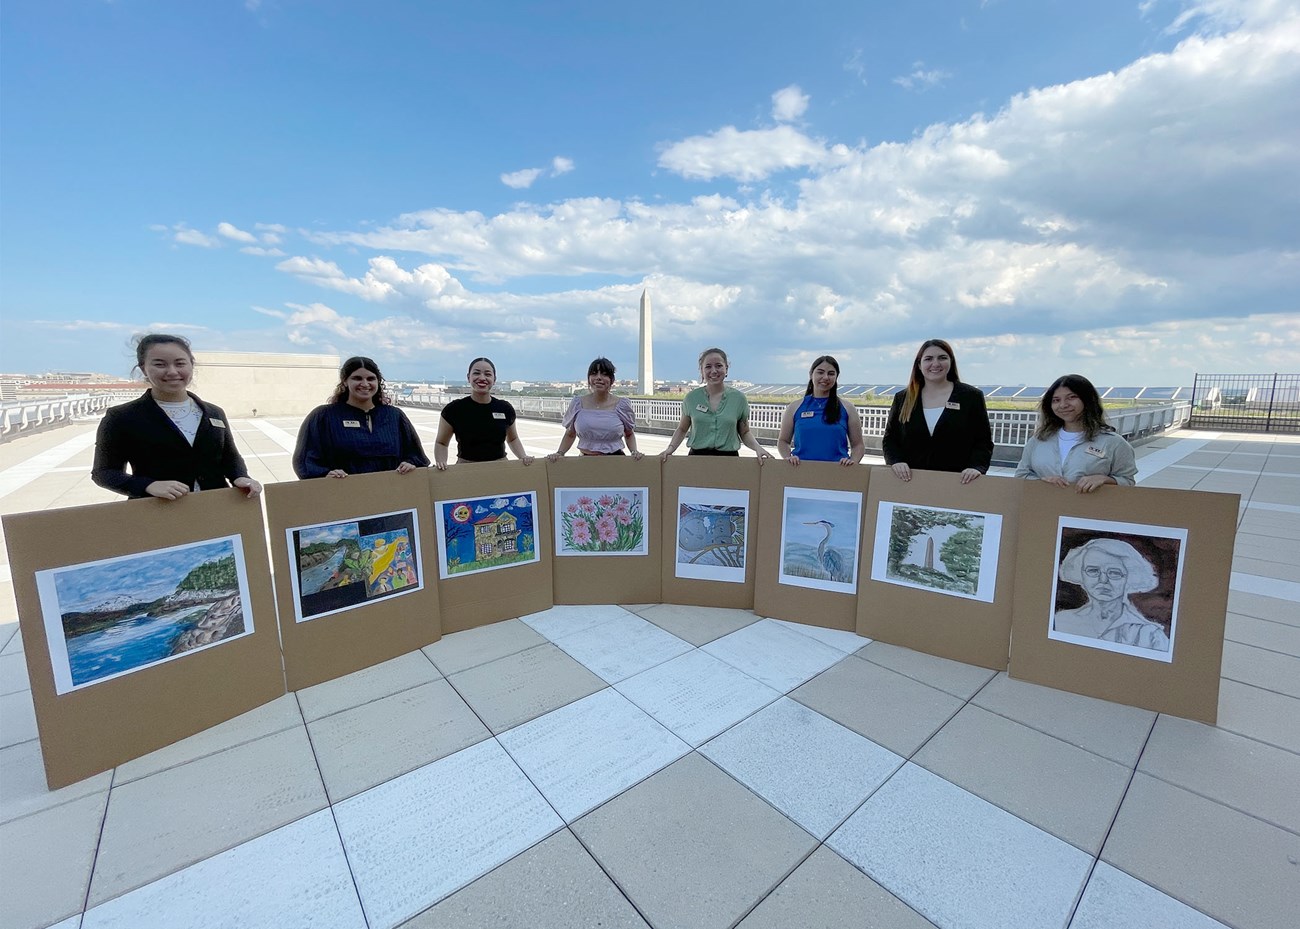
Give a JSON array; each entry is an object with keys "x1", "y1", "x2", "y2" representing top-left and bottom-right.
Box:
[
  {"x1": 501, "y1": 167, "x2": 544, "y2": 189},
  {"x1": 217, "y1": 222, "x2": 258, "y2": 244},
  {"x1": 658, "y1": 124, "x2": 839, "y2": 181},
  {"x1": 241, "y1": 245, "x2": 286, "y2": 256},
  {"x1": 552, "y1": 156, "x2": 575, "y2": 175},
  {"x1": 893, "y1": 62, "x2": 952, "y2": 91},
  {"x1": 173, "y1": 227, "x2": 219, "y2": 248},
  {"x1": 771, "y1": 85, "x2": 810, "y2": 122}
]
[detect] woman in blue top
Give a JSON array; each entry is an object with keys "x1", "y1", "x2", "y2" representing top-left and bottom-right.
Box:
[
  {"x1": 660, "y1": 347, "x2": 774, "y2": 461},
  {"x1": 293, "y1": 356, "x2": 429, "y2": 479},
  {"x1": 777, "y1": 355, "x2": 864, "y2": 466}
]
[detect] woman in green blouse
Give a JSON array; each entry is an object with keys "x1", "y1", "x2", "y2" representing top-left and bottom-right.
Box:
[{"x1": 660, "y1": 348, "x2": 774, "y2": 461}]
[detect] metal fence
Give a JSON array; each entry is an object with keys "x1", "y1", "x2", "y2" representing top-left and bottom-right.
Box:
[
  {"x1": 1189, "y1": 374, "x2": 1300, "y2": 434},
  {"x1": 402, "y1": 395, "x2": 1192, "y2": 461}
]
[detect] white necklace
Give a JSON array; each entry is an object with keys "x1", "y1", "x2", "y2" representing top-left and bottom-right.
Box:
[{"x1": 157, "y1": 398, "x2": 197, "y2": 422}]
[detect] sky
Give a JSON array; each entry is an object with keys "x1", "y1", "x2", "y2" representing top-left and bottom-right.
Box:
[{"x1": 2, "y1": 0, "x2": 1297, "y2": 388}]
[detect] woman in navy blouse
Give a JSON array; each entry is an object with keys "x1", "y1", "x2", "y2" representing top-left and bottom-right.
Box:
[{"x1": 293, "y1": 356, "x2": 429, "y2": 478}]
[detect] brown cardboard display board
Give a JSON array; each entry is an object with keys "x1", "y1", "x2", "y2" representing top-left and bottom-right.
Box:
[
  {"x1": 753, "y1": 462, "x2": 871, "y2": 632},
  {"x1": 430, "y1": 460, "x2": 553, "y2": 633},
  {"x1": 265, "y1": 470, "x2": 441, "y2": 690},
  {"x1": 1008, "y1": 481, "x2": 1238, "y2": 723},
  {"x1": 549, "y1": 456, "x2": 663, "y2": 604},
  {"x1": 2, "y1": 490, "x2": 285, "y2": 789},
  {"x1": 659, "y1": 457, "x2": 762, "y2": 609},
  {"x1": 856, "y1": 468, "x2": 1022, "y2": 670}
]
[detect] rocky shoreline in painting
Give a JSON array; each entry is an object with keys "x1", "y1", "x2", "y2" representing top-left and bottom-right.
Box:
[
  {"x1": 168, "y1": 593, "x2": 245, "y2": 654},
  {"x1": 59, "y1": 554, "x2": 240, "y2": 640}
]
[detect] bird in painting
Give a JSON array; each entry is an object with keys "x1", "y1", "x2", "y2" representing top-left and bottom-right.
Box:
[{"x1": 804, "y1": 519, "x2": 843, "y2": 581}]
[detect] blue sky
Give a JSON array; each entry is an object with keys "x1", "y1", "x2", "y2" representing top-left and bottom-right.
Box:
[{"x1": 2, "y1": 0, "x2": 1296, "y2": 387}]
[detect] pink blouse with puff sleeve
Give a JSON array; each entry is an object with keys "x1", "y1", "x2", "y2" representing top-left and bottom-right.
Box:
[{"x1": 563, "y1": 397, "x2": 635, "y2": 454}]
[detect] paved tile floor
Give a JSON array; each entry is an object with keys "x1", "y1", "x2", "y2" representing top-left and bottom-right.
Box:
[{"x1": 0, "y1": 413, "x2": 1297, "y2": 929}]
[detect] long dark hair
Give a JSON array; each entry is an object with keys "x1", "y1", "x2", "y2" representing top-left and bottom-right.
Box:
[
  {"x1": 330, "y1": 356, "x2": 389, "y2": 405},
  {"x1": 133, "y1": 333, "x2": 194, "y2": 374},
  {"x1": 804, "y1": 355, "x2": 842, "y2": 424},
  {"x1": 900, "y1": 338, "x2": 961, "y2": 421},
  {"x1": 1035, "y1": 374, "x2": 1112, "y2": 441}
]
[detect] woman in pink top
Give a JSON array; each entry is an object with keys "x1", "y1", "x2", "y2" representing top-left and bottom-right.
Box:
[{"x1": 548, "y1": 357, "x2": 644, "y2": 459}]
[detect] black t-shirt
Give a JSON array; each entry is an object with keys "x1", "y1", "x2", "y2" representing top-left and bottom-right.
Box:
[{"x1": 440, "y1": 396, "x2": 517, "y2": 461}]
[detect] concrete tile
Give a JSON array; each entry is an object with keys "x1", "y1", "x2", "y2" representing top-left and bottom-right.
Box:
[
  {"x1": 400, "y1": 828, "x2": 650, "y2": 928},
  {"x1": 309, "y1": 678, "x2": 491, "y2": 802},
  {"x1": 700, "y1": 697, "x2": 903, "y2": 839},
  {"x1": 553, "y1": 614, "x2": 692, "y2": 683},
  {"x1": 615, "y1": 650, "x2": 780, "y2": 747},
  {"x1": 297, "y1": 651, "x2": 441, "y2": 722},
  {"x1": 1138, "y1": 715, "x2": 1300, "y2": 833},
  {"x1": 1103, "y1": 773, "x2": 1300, "y2": 929},
  {"x1": 519, "y1": 604, "x2": 636, "y2": 641},
  {"x1": 791, "y1": 656, "x2": 962, "y2": 757},
  {"x1": 858, "y1": 641, "x2": 997, "y2": 698},
  {"x1": 80, "y1": 810, "x2": 365, "y2": 929},
  {"x1": 335, "y1": 738, "x2": 562, "y2": 929},
  {"x1": 973, "y1": 672, "x2": 1156, "y2": 766},
  {"x1": 702, "y1": 619, "x2": 847, "y2": 693},
  {"x1": 498, "y1": 689, "x2": 688, "y2": 822},
  {"x1": 1220, "y1": 640, "x2": 1300, "y2": 698},
  {"x1": 1071, "y1": 862, "x2": 1230, "y2": 928},
  {"x1": 1215, "y1": 679, "x2": 1300, "y2": 753},
  {"x1": 573, "y1": 753, "x2": 817, "y2": 929},
  {"x1": 1232, "y1": 556, "x2": 1299, "y2": 582},
  {"x1": 46, "y1": 917, "x2": 81, "y2": 929},
  {"x1": 0, "y1": 621, "x2": 17, "y2": 654},
  {"x1": 422, "y1": 619, "x2": 546, "y2": 676},
  {"x1": 736, "y1": 845, "x2": 937, "y2": 929},
  {"x1": 1227, "y1": 589, "x2": 1300, "y2": 625},
  {"x1": 0, "y1": 650, "x2": 29, "y2": 695},
  {"x1": 89, "y1": 726, "x2": 328, "y2": 906},
  {"x1": 636, "y1": 603, "x2": 758, "y2": 645},
  {"x1": 0, "y1": 791, "x2": 106, "y2": 929},
  {"x1": 1224, "y1": 613, "x2": 1300, "y2": 655},
  {"x1": 914, "y1": 704, "x2": 1130, "y2": 853},
  {"x1": 829, "y1": 763, "x2": 1091, "y2": 929},
  {"x1": 448, "y1": 643, "x2": 606, "y2": 735},
  {"x1": 115, "y1": 694, "x2": 303, "y2": 785},
  {"x1": 0, "y1": 738, "x2": 112, "y2": 825},
  {"x1": 769, "y1": 618, "x2": 871, "y2": 654},
  {"x1": 0, "y1": 686, "x2": 37, "y2": 748}
]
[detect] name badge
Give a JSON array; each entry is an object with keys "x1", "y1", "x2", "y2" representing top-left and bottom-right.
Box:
[
  {"x1": 343, "y1": 420, "x2": 361, "y2": 428},
  {"x1": 800, "y1": 410, "x2": 815, "y2": 418},
  {"x1": 492, "y1": 412, "x2": 507, "y2": 420},
  {"x1": 696, "y1": 404, "x2": 709, "y2": 413},
  {"x1": 210, "y1": 419, "x2": 226, "y2": 429},
  {"x1": 945, "y1": 401, "x2": 961, "y2": 410},
  {"x1": 1085, "y1": 445, "x2": 1107, "y2": 458}
]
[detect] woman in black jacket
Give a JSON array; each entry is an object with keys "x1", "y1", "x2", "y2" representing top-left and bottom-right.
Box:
[
  {"x1": 882, "y1": 338, "x2": 993, "y2": 484},
  {"x1": 92, "y1": 334, "x2": 261, "y2": 501}
]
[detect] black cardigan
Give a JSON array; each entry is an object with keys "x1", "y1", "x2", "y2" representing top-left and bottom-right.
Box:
[
  {"x1": 91, "y1": 391, "x2": 251, "y2": 498},
  {"x1": 881, "y1": 382, "x2": 994, "y2": 473}
]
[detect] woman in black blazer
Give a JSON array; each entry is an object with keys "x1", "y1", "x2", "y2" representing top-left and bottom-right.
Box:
[
  {"x1": 882, "y1": 338, "x2": 993, "y2": 484},
  {"x1": 92, "y1": 334, "x2": 262, "y2": 501}
]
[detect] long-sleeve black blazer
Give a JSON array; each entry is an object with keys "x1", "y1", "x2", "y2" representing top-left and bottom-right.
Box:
[
  {"x1": 881, "y1": 382, "x2": 994, "y2": 473},
  {"x1": 91, "y1": 391, "x2": 250, "y2": 498}
]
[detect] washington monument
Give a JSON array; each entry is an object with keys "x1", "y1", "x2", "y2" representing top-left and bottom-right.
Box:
[{"x1": 638, "y1": 288, "x2": 653, "y2": 395}]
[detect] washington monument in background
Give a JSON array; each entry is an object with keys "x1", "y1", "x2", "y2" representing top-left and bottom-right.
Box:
[{"x1": 638, "y1": 288, "x2": 653, "y2": 396}]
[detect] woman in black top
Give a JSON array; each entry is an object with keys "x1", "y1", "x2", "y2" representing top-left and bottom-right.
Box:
[
  {"x1": 293, "y1": 356, "x2": 429, "y2": 478},
  {"x1": 92, "y1": 334, "x2": 262, "y2": 501},
  {"x1": 433, "y1": 357, "x2": 533, "y2": 469},
  {"x1": 882, "y1": 338, "x2": 993, "y2": 484}
]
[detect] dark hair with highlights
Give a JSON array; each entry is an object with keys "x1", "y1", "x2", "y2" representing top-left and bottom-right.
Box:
[
  {"x1": 1035, "y1": 374, "x2": 1112, "y2": 441},
  {"x1": 331, "y1": 356, "x2": 389, "y2": 405},
  {"x1": 133, "y1": 333, "x2": 194, "y2": 375},
  {"x1": 900, "y1": 338, "x2": 961, "y2": 421},
  {"x1": 804, "y1": 355, "x2": 842, "y2": 424}
]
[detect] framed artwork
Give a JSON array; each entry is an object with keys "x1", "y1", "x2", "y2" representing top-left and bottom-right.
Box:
[
  {"x1": 870, "y1": 502, "x2": 1003, "y2": 603},
  {"x1": 285, "y1": 509, "x2": 422, "y2": 622},
  {"x1": 778, "y1": 486, "x2": 863, "y2": 595},
  {"x1": 554, "y1": 487, "x2": 649, "y2": 556},
  {"x1": 436, "y1": 492, "x2": 540, "y2": 578},
  {"x1": 675, "y1": 486, "x2": 749, "y2": 584}
]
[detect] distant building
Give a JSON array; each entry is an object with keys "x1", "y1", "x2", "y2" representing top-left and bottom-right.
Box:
[{"x1": 191, "y1": 351, "x2": 340, "y2": 416}]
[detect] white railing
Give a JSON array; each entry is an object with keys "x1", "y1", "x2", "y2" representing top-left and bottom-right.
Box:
[{"x1": 0, "y1": 394, "x2": 126, "y2": 442}]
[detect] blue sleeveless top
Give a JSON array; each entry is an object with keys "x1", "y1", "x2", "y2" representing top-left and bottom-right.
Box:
[{"x1": 791, "y1": 395, "x2": 849, "y2": 461}]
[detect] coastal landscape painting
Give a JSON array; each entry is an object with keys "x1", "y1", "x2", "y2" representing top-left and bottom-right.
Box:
[
  {"x1": 287, "y1": 509, "x2": 422, "y2": 622},
  {"x1": 675, "y1": 486, "x2": 748, "y2": 583},
  {"x1": 436, "y1": 492, "x2": 539, "y2": 578},
  {"x1": 35, "y1": 535, "x2": 255, "y2": 695},
  {"x1": 871, "y1": 502, "x2": 1003, "y2": 603},
  {"x1": 778, "y1": 487, "x2": 863, "y2": 595},
  {"x1": 555, "y1": 487, "x2": 648, "y2": 556}
]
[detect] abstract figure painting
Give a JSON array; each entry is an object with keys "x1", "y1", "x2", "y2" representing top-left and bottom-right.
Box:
[
  {"x1": 436, "y1": 492, "x2": 539, "y2": 578},
  {"x1": 35, "y1": 536, "x2": 255, "y2": 694},
  {"x1": 286, "y1": 509, "x2": 422, "y2": 622},
  {"x1": 779, "y1": 487, "x2": 863, "y2": 594},
  {"x1": 675, "y1": 486, "x2": 749, "y2": 584},
  {"x1": 555, "y1": 487, "x2": 649, "y2": 556},
  {"x1": 1048, "y1": 516, "x2": 1186, "y2": 662},
  {"x1": 871, "y1": 502, "x2": 1003, "y2": 603}
]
